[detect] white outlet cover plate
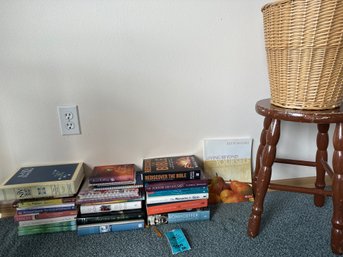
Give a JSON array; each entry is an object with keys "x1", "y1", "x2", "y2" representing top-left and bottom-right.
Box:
[{"x1": 57, "y1": 105, "x2": 81, "y2": 135}]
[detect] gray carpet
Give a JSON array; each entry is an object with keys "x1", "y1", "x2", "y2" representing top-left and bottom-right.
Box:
[{"x1": 0, "y1": 191, "x2": 338, "y2": 257}]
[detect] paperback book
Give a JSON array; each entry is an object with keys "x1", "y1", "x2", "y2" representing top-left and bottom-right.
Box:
[
  {"x1": 79, "y1": 200, "x2": 143, "y2": 214},
  {"x1": 18, "y1": 220, "x2": 77, "y2": 236},
  {"x1": 146, "y1": 199, "x2": 208, "y2": 215},
  {"x1": 89, "y1": 164, "x2": 135, "y2": 185},
  {"x1": 144, "y1": 179, "x2": 208, "y2": 192},
  {"x1": 16, "y1": 203, "x2": 76, "y2": 215},
  {"x1": 13, "y1": 197, "x2": 76, "y2": 209},
  {"x1": 146, "y1": 192, "x2": 208, "y2": 205},
  {"x1": 18, "y1": 215, "x2": 77, "y2": 227},
  {"x1": 92, "y1": 171, "x2": 143, "y2": 190},
  {"x1": 146, "y1": 186, "x2": 208, "y2": 197},
  {"x1": 143, "y1": 155, "x2": 202, "y2": 182},
  {"x1": 203, "y1": 138, "x2": 254, "y2": 204},
  {"x1": 0, "y1": 163, "x2": 84, "y2": 201},
  {"x1": 14, "y1": 210, "x2": 78, "y2": 222},
  {"x1": 147, "y1": 208, "x2": 210, "y2": 226}
]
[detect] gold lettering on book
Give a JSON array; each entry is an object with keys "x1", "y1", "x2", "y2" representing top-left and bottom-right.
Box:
[
  {"x1": 145, "y1": 174, "x2": 169, "y2": 181},
  {"x1": 176, "y1": 173, "x2": 186, "y2": 179},
  {"x1": 156, "y1": 158, "x2": 168, "y2": 171},
  {"x1": 168, "y1": 174, "x2": 176, "y2": 179},
  {"x1": 144, "y1": 160, "x2": 152, "y2": 173}
]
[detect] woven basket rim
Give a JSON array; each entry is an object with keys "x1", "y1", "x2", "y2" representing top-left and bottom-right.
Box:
[{"x1": 261, "y1": 0, "x2": 296, "y2": 11}]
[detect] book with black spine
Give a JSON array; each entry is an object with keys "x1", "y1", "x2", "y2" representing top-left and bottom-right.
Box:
[{"x1": 143, "y1": 155, "x2": 202, "y2": 183}]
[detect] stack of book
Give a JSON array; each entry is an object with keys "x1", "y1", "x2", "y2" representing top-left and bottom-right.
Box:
[
  {"x1": 76, "y1": 164, "x2": 145, "y2": 236},
  {"x1": 143, "y1": 155, "x2": 210, "y2": 226},
  {"x1": 0, "y1": 163, "x2": 84, "y2": 236}
]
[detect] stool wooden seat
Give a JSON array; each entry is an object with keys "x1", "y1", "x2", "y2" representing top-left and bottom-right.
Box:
[{"x1": 248, "y1": 98, "x2": 343, "y2": 255}]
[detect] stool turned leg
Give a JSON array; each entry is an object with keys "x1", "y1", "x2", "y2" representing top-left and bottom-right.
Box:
[
  {"x1": 331, "y1": 122, "x2": 343, "y2": 254},
  {"x1": 315, "y1": 124, "x2": 329, "y2": 207},
  {"x1": 248, "y1": 118, "x2": 280, "y2": 237},
  {"x1": 253, "y1": 117, "x2": 272, "y2": 195}
]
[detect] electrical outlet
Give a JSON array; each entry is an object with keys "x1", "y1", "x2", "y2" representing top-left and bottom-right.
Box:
[{"x1": 57, "y1": 105, "x2": 81, "y2": 135}]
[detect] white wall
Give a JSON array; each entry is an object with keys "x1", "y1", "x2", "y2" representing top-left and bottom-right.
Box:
[{"x1": 0, "y1": 0, "x2": 325, "y2": 183}]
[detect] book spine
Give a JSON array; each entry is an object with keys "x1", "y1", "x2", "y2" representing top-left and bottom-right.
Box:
[
  {"x1": 18, "y1": 220, "x2": 76, "y2": 230},
  {"x1": 0, "y1": 165, "x2": 84, "y2": 201},
  {"x1": 14, "y1": 210, "x2": 78, "y2": 221},
  {"x1": 143, "y1": 170, "x2": 201, "y2": 183},
  {"x1": 77, "y1": 220, "x2": 145, "y2": 236},
  {"x1": 17, "y1": 202, "x2": 75, "y2": 211},
  {"x1": 146, "y1": 199, "x2": 208, "y2": 215},
  {"x1": 76, "y1": 196, "x2": 144, "y2": 205},
  {"x1": 18, "y1": 224, "x2": 77, "y2": 236},
  {"x1": 78, "y1": 188, "x2": 139, "y2": 199},
  {"x1": 16, "y1": 197, "x2": 76, "y2": 208},
  {"x1": 146, "y1": 186, "x2": 208, "y2": 197},
  {"x1": 16, "y1": 206, "x2": 76, "y2": 215},
  {"x1": 79, "y1": 201, "x2": 142, "y2": 214},
  {"x1": 146, "y1": 193, "x2": 209, "y2": 205},
  {"x1": 147, "y1": 209, "x2": 210, "y2": 225},
  {"x1": 145, "y1": 180, "x2": 208, "y2": 192},
  {"x1": 76, "y1": 212, "x2": 145, "y2": 225},
  {"x1": 19, "y1": 215, "x2": 76, "y2": 226}
]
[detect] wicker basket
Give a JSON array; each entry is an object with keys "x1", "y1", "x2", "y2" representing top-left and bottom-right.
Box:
[{"x1": 262, "y1": 0, "x2": 343, "y2": 110}]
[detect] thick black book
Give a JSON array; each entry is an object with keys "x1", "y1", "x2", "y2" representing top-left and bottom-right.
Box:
[
  {"x1": 77, "y1": 209, "x2": 145, "y2": 225},
  {"x1": 142, "y1": 155, "x2": 202, "y2": 183}
]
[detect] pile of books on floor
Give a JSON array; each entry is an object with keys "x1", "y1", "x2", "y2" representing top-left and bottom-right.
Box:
[
  {"x1": 1, "y1": 163, "x2": 85, "y2": 236},
  {"x1": 143, "y1": 155, "x2": 210, "y2": 226},
  {"x1": 14, "y1": 197, "x2": 78, "y2": 236},
  {"x1": 76, "y1": 164, "x2": 145, "y2": 236}
]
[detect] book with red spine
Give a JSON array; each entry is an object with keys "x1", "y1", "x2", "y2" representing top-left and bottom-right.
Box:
[
  {"x1": 146, "y1": 199, "x2": 208, "y2": 215},
  {"x1": 14, "y1": 210, "x2": 78, "y2": 222}
]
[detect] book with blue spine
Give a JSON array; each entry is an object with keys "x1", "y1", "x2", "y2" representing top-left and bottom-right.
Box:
[
  {"x1": 146, "y1": 186, "x2": 208, "y2": 197},
  {"x1": 0, "y1": 163, "x2": 84, "y2": 201},
  {"x1": 77, "y1": 219, "x2": 145, "y2": 236},
  {"x1": 147, "y1": 208, "x2": 210, "y2": 226},
  {"x1": 16, "y1": 204, "x2": 76, "y2": 215}
]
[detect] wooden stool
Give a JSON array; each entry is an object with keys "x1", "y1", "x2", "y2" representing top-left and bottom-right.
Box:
[{"x1": 248, "y1": 98, "x2": 343, "y2": 255}]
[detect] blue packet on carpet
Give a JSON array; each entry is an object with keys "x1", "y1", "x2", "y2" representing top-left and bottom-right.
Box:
[{"x1": 164, "y1": 228, "x2": 191, "y2": 255}]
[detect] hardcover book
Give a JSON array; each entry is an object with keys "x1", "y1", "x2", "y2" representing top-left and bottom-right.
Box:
[
  {"x1": 77, "y1": 209, "x2": 145, "y2": 225},
  {"x1": 89, "y1": 164, "x2": 135, "y2": 185},
  {"x1": 77, "y1": 219, "x2": 145, "y2": 236},
  {"x1": 0, "y1": 163, "x2": 84, "y2": 201},
  {"x1": 142, "y1": 155, "x2": 202, "y2": 182}
]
